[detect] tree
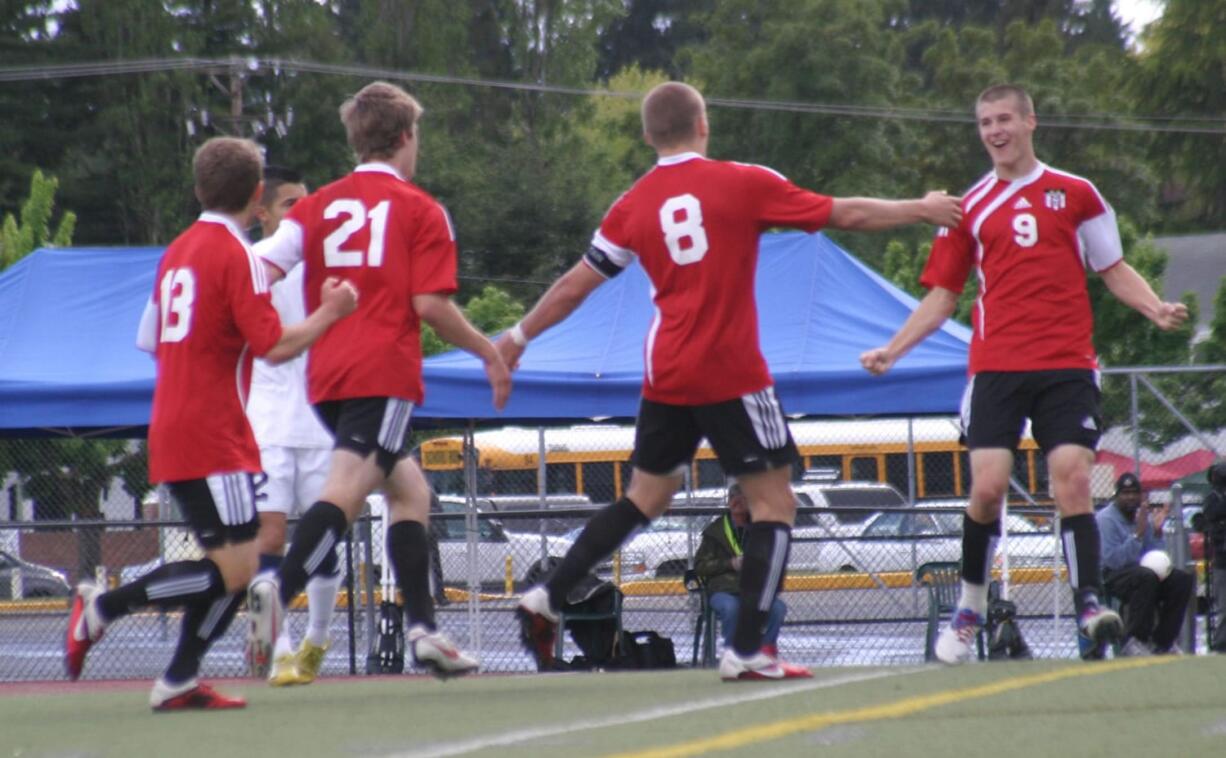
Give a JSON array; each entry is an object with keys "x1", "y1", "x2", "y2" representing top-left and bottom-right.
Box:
[
  {"x1": 0, "y1": 169, "x2": 76, "y2": 270},
  {"x1": 421, "y1": 285, "x2": 525, "y2": 357}
]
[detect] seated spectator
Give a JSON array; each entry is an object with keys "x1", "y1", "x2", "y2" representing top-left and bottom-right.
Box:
[
  {"x1": 693, "y1": 484, "x2": 788, "y2": 659},
  {"x1": 1096, "y1": 472, "x2": 1194, "y2": 656}
]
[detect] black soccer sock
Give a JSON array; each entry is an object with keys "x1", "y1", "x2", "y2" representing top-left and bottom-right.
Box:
[
  {"x1": 313, "y1": 543, "x2": 340, "y2": 578},
  {"x1": 96, "y1": 558, "x2": 226, "y2": 622},
  {"x1": 545, "y1": 498, "x2": 650, "y2": 611},
  {"x1": 279, "y1": 501, "x2": 348, "y2": 606},
  {"x1": 164, "y1": 592, "x2": 243, "y2": 685},
  {"x1": 387, "y1": 520, "x2": 436, "y2": 632},
  {"x1": 732, "y1": 522, "x2": 791, "y2": 657},
  {"x1": 1061, "y1": 513, "x2": 1103, "y2": 613},
  {"x1": 960, "y1": 514, "x2": 1002, "y2": 587},
  {"x1": 258, "y1": 553, "x2": 282, "y2": 574}
]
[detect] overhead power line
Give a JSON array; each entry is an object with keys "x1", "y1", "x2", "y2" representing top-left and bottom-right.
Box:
[{"x1": 1, "y1": 56, "x2": 1223, "y2": 135}]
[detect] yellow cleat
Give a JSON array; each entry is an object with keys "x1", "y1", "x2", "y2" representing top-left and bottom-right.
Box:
[
  {"x1": 267, "y1": 653, "x2": 302, "y2": 687},
  {"x1": 292, "y1": 640, "x2": 329, "y2": 684}
]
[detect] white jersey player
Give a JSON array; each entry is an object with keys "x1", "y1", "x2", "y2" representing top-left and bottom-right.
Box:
[{"x1": 245, "y1": 166, "x2": 341, "y2": 685}]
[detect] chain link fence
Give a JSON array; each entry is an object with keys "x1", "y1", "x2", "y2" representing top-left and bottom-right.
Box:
[{"x1": 1, "y1": 366, "x2": 1222, "y2": 681}]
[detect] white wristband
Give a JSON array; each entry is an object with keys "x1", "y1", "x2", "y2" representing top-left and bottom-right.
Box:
[{"x1": 509, "y1": 322, "x2": 529, "y2": 347}]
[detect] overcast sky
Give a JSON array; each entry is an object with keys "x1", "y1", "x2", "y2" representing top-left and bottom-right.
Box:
[{"x1": 1113, "y1": 0, "x2": 1165, "y2": 36}]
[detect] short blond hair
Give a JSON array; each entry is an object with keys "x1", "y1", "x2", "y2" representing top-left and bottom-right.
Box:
[
  {"x1": 340, "y1": 81, "x2": 423, "y2": 161},
  {"x1": 192, "y1": 137, "x2": 263, "y2": 213},
  {"x1": 977, "y1": 83, "x2": 1034, "y2": 118},
  {"x1": 641, "y1": 82, "x2": 705, "y2": 149}
]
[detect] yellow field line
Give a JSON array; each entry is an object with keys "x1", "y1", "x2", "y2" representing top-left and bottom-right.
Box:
[{"x1": 606, "y1": 656, "x2": 1178, "y2": 758}]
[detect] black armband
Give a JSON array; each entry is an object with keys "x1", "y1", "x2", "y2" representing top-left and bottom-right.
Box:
[{"x1": 583, "y1": 244, "x2": 627, "y2": 279}]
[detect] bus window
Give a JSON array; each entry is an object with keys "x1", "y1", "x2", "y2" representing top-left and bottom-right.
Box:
[
  {"x1": 582, "y1": 462, "x2": 617, "y2": 504},
  {"x1": 885, "y1": 453, "x2": 910, "y2": 498},
  {"x1": 424, "y1": 468, "x2": 465, "y2": 495},
  {"x1": 547, "y1": 463, "x2": 578, "y2": 494},
  {"x1": 1033, "y1": 451, "x2": 1050, "y2": 497},
  {"x1": 849, "y1": 456, "x2": 878, "y2": 482},
  {"x1": 696, "y1": 459, "x2": 725, "y2": 489},
  {"x1": 922, "y1": 452, "x2": 957, "y2": 497},
  {"x1": 805, "y1": 455, "x2": 841, "y2": 475},
  {"x1": 489, "y1": 469, "x2": 536, "y2": 496}
]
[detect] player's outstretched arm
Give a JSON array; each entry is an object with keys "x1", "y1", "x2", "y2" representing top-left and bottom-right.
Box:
[
  {"x1": 413, "y1": 293, "x2": 511, "y2": 410},
  {"x1": 494, "y1": 261, "x2": 606, "y2": 370},
  {"x1": 264, "y1": 277, "x2": 358, "y2": 364},
  {"x1": 860, "y1": 286, "x2": 960, "y2": 376},
  {"x1": 1099, "y1": 262, "x2": 1189, "y2": 332},
  {"x1": 828, "y1": 191, "x2": 962, "y2": 232}
]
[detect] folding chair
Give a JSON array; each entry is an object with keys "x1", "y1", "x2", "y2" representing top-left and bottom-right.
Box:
[
  {"x1": 556, "y1": 588, "x2": 623, "y2": 663},
  {"x1": 683, "y1": 569, "x2": 717, "y2": 667}
]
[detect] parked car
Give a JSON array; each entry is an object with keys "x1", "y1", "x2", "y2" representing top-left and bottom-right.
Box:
[{"x1": 0, "y1": 550, "x2": 71, "y2": 599}]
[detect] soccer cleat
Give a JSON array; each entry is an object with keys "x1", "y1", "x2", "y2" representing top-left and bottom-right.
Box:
[
  {"x1": 516, "y1": 586, "x2": 559, "y2": 671},
  {"x1": 1119, "y1": 637, "x2": 1153, "y2": 657},
  {"x1": 1078, "y1": 604, "x2": 1123, "y2": 660},
  {"x1": 150, "y1": 678, "x2": 246, "y2": 711},
  {"x1": 935, "y1": 608, "x2": 984, "y2": 665},
  {"x1": 65, "y1": 581, "x2": 106, "y2": 680},
  {"x1": 267, "y1": 653, "x2": 302, "y2": 687},
  {"x1": 290, "y1": 639, "x2": 329, "y2": 684},
  {"x1": 409, "y1": 625, "x2": 479, "y2": 679},
  {"x1": 245, "y1": 576, "x2": 282, "y2": 679},
  {"x1": 719, "y1": 649, "x2": 797, "y2": 681}
]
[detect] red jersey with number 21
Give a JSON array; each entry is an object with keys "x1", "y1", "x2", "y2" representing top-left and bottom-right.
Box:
[
  {"x1": 921, "y1": 163, "x2": 1124, "y2": 375},
  {"x1": 147, "y1": 213, "x2": 282, "y2": 483},
  {"x1": 588, "y1": 153, "x2": 832, "y2": 405},
  {"x1": 260, "y1": 163, "x2": 458, "y2": 405}
]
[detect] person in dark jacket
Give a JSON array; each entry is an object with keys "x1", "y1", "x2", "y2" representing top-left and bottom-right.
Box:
[
  {"x1": 694, "y1": 484, "x2": 788, "y2": 657},
  {"x1": 1203, "y1": 461, "x2": 1226, "y2": 652}
]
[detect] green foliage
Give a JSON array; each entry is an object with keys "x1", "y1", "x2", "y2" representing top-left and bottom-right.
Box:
[
  {"x1": 421, "y1": 285, "x2": 526, "y2": 357},
  {"x1": 0, "y1": 169, "x2": 76, "y2": 270}
]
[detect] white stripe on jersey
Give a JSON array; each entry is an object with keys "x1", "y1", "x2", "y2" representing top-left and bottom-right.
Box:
[
  {"x1": 591, "y1": 230, "x2": 636, "y2": 269},
  {"x1": 436, "y1": 202, "x2": 457, "y2": 242},
  {"x1": 235, "y1": 344, "x2": 250, "y2": 409},
  {"x1": 644, "y1": 294, "x2": 662, "y2": 389},
  {"x1": 963, "y1": 172, "x2": 998, "y2": 214},
  {"x1": 730, "y1": 161, "x2": 788, "y2": 182}
]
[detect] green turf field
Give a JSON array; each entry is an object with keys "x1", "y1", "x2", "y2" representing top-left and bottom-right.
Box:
[{"x1": 4, "y1": 656, "x2": 1223, "y2": 757}]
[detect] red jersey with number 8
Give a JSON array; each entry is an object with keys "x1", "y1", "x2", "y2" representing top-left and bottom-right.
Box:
[
  {"x1": 147, "y1": 213, "x2": 283, "y2": 482},
  {"x1": 259, "y1": 163, "x2": 458, "y2": 404},
  {"x1": 585, "y1": 153, "x2": 832, "y2": 405},
  {"x1": 920, "y1": 162, "x2": 1123, "y2": 375}
]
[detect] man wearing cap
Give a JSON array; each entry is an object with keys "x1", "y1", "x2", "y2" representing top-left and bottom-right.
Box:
[{"x1": 1096, "y1": 472, "x2": 1194, "y2": 655}]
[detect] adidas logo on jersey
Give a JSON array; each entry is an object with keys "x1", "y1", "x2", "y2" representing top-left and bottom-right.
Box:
[{"x1": 1013, "y1": 197, "x2": 1032, "y2": 210}]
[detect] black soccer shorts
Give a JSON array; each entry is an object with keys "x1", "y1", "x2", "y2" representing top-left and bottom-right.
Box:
[
  {"x1": 961, "y1": 369, "x2": 1102, "y2": 453},
  {"x1": 166, "y1": 473, "x2": 260, "y2": 549},
  {"x1": 313, "y1": 396, "x2": 413, "y2": 477},
  {"x1": 633, "y1": 387, "x2": 800, "y2": 477}
]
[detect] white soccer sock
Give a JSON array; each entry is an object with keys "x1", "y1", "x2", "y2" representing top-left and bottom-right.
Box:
[
  {"x1": 957, "y1": 580, "x2": 990, "y2": 617},
  {"x1": 304, "y1": 572, "x2": 342, "y2": 648}
]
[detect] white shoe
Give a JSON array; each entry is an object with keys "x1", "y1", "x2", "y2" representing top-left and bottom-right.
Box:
[
  {"x1": 245, "y1": 576, "x2": 282, "y2": 678},
  {"x1": 719, "y1": 649, "x2": 785, "y2": 681},
  {"x1": 1119, "y1": 638, "x2": 1153, "y2": 657},
  {"x1": 935, "y1": 608, "x2": 983, "y2": 665},
  {"x1": 516, "y1": 586, "x2": 559, "y2": 671},
  {"x1": 409, "y1": 625, "x2": 478, "y2": 678}
]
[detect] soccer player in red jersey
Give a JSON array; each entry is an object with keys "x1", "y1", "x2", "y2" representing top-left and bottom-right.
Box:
[
  {"x1": 65, "y1": 137, "x2": 357, "y2": 710},
  {"x1": 860, "y1": 84, "x2": 1188, "y2": 662},
  {"x1": 499, "y1": 81, "x2": 962, "y2": 680},
  {"x1": 251, "y1": 82, "x2": 510, "y2": 677}
]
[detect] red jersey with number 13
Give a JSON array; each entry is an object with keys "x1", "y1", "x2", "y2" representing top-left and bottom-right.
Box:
[
  {"x1": 147, "y1": 213, "x2": 283, "y2": 483},
  {"x1": 264, "y1": 164, "x2": 458, "y2": 404},
  {"x1": 588, "y1": 153, "x2": 832, "y2": 405}
]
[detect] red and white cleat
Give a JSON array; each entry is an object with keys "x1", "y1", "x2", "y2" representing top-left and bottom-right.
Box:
[
  {"x1": 65, "y1": 581, "x2": 106, "y2": 680},
  {"x1": 720, "y1": 648, "x2": 812, "y2": 681},
  {"x1": 150, "y1": 678, "x2": 246, "y2": 712},
  {"x1": 516, "y1": 586, "x2": 559, "y2": 671},
  {"x1": 409, "y1": 625, "x2": 479, "y2": 679}
]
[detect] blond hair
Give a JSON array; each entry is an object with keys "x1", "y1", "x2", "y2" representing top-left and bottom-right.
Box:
[{"x1": 977, "y1": 83, "x2": 1035, "y2": 117}]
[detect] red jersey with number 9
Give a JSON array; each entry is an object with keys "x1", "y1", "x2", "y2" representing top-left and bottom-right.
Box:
[
  {"x1": 587, "y1": 153, "x2": 832, "y2": 405},
  {"x1": 147, "y1": 213, "x2": 283, "y2": 482},
  {"x1": 261, "y1": 163, "x2": 458, "y2": 404},
  {"x1": 920, "y1": 162, "x2": 1124, "y2": 375}
]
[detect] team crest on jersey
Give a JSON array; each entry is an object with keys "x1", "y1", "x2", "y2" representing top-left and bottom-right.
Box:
[{"x1": 1044, "y1": 189, "x2": 1066, "y2": 210}]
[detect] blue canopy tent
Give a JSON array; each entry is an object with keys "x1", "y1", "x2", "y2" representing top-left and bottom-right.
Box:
[
  {"x1": 0, "y1": 233, "x2": 971, "y2": 435},
  {"x1": 420, "y1": 232, "x2": 971, "y2": 421}
]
